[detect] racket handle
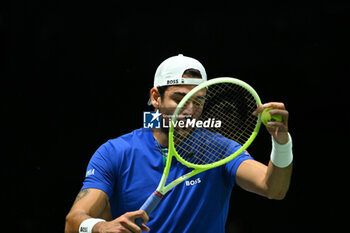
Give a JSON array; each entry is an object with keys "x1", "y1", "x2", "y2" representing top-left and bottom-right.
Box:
[{"x1": 135, "y1": 191, "x2": 163, "y2": 227}]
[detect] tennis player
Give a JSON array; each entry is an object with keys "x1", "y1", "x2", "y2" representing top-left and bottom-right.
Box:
[{"x1": 65, "y1": 54, "x2": 293, "y2": 233}]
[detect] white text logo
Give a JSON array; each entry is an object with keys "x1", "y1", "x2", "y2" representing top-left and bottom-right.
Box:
[
  {"x1": 163, "y1": 118, "x2": 221, "y2": 128},
  {"x1": 185, "y1": 178, "x2": 201, "y2": 186},
  {"x1": 86, "y1": 169, "x2": 95, "y2": 177}
]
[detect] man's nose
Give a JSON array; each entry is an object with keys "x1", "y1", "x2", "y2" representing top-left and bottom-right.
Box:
[{"x1": 180, "y1": 101, "x2": 194, "y2": 115}]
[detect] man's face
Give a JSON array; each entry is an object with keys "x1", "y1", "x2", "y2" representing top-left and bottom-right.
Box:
[
  {"x1": 158, "y1": 83, "x2": 207, "y2": 137},
  {"x1": 159, "y1": 85, "x2": 206, "y2": 118}
]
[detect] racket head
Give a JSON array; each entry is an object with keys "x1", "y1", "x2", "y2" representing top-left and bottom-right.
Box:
[{"x1": 168, "y1": 77, "x2": 262, "y2": 170}]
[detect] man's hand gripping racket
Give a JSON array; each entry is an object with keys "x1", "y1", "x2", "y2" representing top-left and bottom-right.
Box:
[{"x1": 135, "y1": 77, "x2": 263, "y2": 227}]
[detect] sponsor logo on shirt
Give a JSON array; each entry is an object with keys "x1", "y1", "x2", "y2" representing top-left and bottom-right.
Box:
[
  {"x1": 185, "y1": 177, "x2": 201, "y2": 186},
  {"x1": 86, "y1": 169, "x2": 95, "y2": 177}
]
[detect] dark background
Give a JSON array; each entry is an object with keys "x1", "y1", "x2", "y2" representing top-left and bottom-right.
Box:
[{"x1": 2, "y1": 1, "x2": 346, "y2": 232}]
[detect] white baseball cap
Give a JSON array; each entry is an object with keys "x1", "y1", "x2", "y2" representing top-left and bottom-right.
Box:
[
  {"x1": 148, "y1": 54, "x2": 207, "y2": 105},
  {"x1": 153, "y1": 54, "x2": 207, "y2": 87}
]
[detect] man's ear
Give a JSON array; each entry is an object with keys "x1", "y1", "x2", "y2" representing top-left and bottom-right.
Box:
[{"x1": 150, "y1": 87, "x2": 161, "y2": 108}]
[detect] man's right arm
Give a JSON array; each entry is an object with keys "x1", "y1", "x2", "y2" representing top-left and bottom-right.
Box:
[
  {"x1": 65, "y1": 188, "x2": 111, "y2": 233},
  {"x1": 65, "y1": 188, "x2": 150, "y2": 233}
]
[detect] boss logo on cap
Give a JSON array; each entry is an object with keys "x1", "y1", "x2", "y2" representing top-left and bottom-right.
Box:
[{"x1": 167, "y1": 79, "x2": 179, "y2": 85}]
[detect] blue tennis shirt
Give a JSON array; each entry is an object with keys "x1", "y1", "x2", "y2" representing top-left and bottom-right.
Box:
[{"x1": 81, "y1": 128, "x2": 253, "y2": 233}]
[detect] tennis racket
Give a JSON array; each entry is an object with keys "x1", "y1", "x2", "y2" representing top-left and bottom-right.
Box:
[{"x1": 135, "y1": 77, "x2": 262, "y2": 226}]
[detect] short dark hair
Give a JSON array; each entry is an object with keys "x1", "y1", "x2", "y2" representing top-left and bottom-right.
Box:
[{"x1": 157, "y1": 68, "x2": 202, "y2": 98}]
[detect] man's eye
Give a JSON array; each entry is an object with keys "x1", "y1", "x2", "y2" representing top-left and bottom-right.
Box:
[
  {"x1": 194, "y1": 99, "x2": 205, "y2": 106},
  {"x1": 193, "y1": 101, "x2": 201, "y2": 106},
  {"x1": 174, "y1": 97, "x2": 183, "y2": 103}
]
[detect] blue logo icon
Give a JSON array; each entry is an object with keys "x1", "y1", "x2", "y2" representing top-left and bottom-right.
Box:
[{"x1": 143, "y1": 110, "x2": 161, "y2": 128}]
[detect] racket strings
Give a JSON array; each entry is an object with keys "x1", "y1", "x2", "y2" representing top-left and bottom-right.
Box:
[
  {"x1": 173, "y1": 82, "x2": 258, "y2": 165},
  {"x1": 175, "y1": 130, "x2": 230, "y2": 164}
]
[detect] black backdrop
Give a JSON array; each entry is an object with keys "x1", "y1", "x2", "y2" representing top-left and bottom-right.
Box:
[{"x1": 2, "y1": 1, "x2": 345, "y2": 232}]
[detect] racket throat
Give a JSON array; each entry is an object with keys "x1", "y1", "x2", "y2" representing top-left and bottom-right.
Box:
[
  {"x1": 153, "y1": 190, "x2": 164, "y2": 199},
  {"x1": 159, "y1": 169, "x2": 205, "y2": 194}
]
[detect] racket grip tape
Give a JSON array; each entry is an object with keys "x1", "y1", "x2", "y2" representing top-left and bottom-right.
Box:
[{"x1": 135, "y1": 191, "x2": 163, "y2": 227}]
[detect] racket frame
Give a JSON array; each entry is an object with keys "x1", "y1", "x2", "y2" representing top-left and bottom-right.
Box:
[{"x1": 156, "y1": 77, "x2": 262, "y2": 195}]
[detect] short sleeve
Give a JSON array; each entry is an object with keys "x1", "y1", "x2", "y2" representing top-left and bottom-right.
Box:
[
  {"x1": 223, "y1": 142, "x2": 254, "y2": 188},
  {"x1": 81, "y1": 142, "x2": 117, "y2": 198}
]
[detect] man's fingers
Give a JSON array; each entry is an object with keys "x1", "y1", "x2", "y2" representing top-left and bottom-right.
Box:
[
  {"x1": 120, "y1": 217, "x2": 145, "y2": 233},
  {"x1": 141, "y1": 223, "x2": 150, "y2": 232},
  {"x1": 129, "y1": 210, "x2": 149, "y2": 223},
  {"x1": 269, "y1": 109, "x2": 289, "y2": 123},
  {"x1": 252, "y1": 103, "x2": 268, "y2": 115},
  {"x1": 129, "y1": 210, "x2": 149, "y2": 232},
  {"x1": 115, "y1": 210, "x2": 150, "y2": 233},
  {"x1": 120, "y1": 221, "x2": 141, "y2": 233},
  {"x1": 267, "y1": 121, "x2": 285, "y2": 128},
  {"x1": 262, "y1": 102, "x2": 286, "y2": 110},
  {"x1": 269, "y1": 109, "x2": 288, "y2": 116},
  {"x1": 252, "y1": 102, "x2": 286, "y2": 116}
]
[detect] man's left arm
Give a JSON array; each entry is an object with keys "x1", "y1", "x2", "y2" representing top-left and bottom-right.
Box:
[{"x1": 235, "y1": 102, "x2": 293, "y2": 200}]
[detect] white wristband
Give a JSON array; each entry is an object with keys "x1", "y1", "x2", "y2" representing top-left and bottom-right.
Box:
[
  {"x1": 79, "y1": 218, "x2": 106, "y2": 233},
  {"x1": 270, "y1": 133, "x2": 293, "y2": 168}
]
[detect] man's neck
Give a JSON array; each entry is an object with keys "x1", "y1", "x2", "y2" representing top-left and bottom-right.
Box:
[{"x1": 152, "y1": 129, "x2": 168, "y2": 147}]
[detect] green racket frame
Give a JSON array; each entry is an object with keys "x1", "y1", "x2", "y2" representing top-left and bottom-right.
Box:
[
  {"x1": 135, "y1": 77, "x2": 262, "y2": 226},
  {"x1": 158, "y1": 77, "x2": 262, "y2": 194}
]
